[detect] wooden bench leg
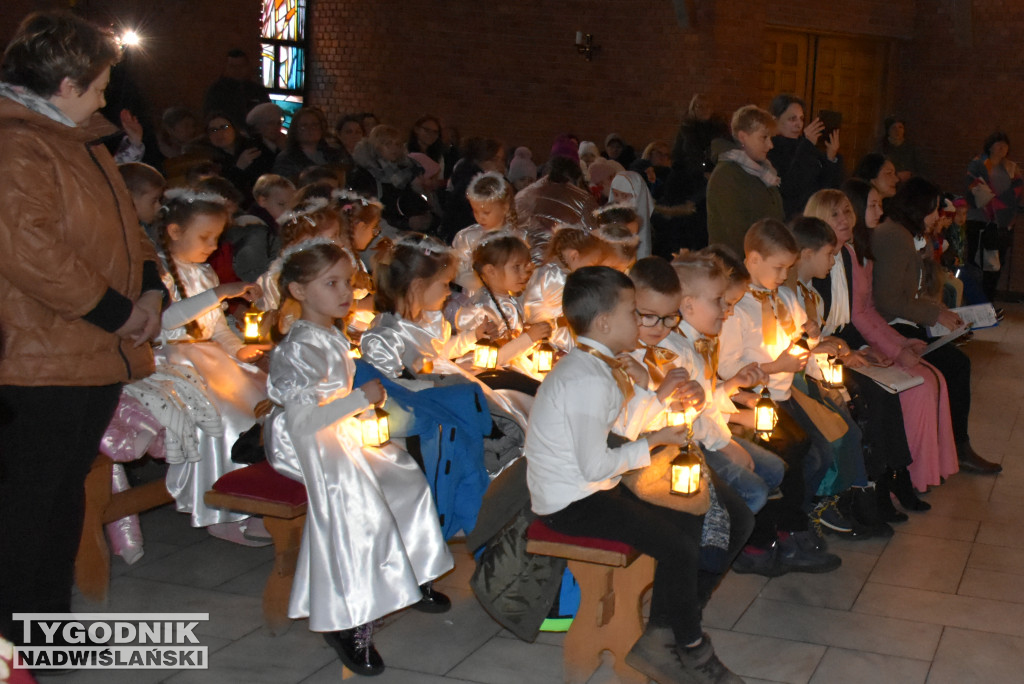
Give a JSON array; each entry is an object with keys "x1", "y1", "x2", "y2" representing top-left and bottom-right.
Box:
[
  {"x1": 76, "y1": 456, "x2": 114, "y2": 603},
  {"x1": 262, "y1": 514, "x2": 305, "y2": 635},
  {"x1": 563, "y1": 556, "x2": 655, "y2": 684}
]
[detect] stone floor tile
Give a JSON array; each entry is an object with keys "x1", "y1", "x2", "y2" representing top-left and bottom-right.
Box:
[
  {"x1": 868, "y1": 534, "x2": 970, "y2": 593},
  {"x1": 927, "y1": 626, "x2": 1024, "y2": 684},
  {"x1": 734, "y1": 598, "x2": 942, "y2": 660},
  {"x1": 760, "y1": 550, "x2": 876, "y2": 610},
  {"x1": 807, "y1": 646, "x2": 928, "y2": 684},
  {"x1": 72, "y1": 576, "x2": 264, "y2": 641},
  {"x1": 966, "y1": 542, "x2": 1024, "y2": 576},
  {"x1": 896, "y1": 512, "x2": 979, "y2": 542},
  {"x1": 853, "y1": 582, "x2": 1024, "y2": 637},
  {"x1": 447, "y1": 634, "x2": 565, "y2": 684},
  {"x1": 976, "y1": 520, "x2": 1024, "y2": 549},
  {"x1": 957, "y1": 567, "x2": 1024, "y2": 604},
  {"x1": 128, "y1": 536, "x2": 274, "y2": 590},
  {"x1": 373, "y1": 587, "x2": 502, "y2": 675},
  {"x1": 705, "y1": 627, "x2": 825, "y2": 684},
  {"x1": 705, "y1": 571, "x2": 768, "y2": 629}
]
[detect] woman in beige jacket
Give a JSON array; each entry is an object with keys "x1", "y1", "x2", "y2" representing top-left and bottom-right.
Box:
[{"x1": 0, "y1": 11, "x2": 167, "y2": 646}]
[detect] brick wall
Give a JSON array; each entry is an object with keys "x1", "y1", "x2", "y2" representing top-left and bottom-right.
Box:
[{"x1": 4, "y1": 0, "x2": 1021, "y2": 202}]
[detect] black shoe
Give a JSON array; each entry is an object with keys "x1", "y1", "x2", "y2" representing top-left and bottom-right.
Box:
[
  {"x1": 732, "y1": 543, "x2": 788, "y2": 577},
  {"x1": 323, "y1": 626, "x2": 384, "y2": 677},
  {"x1": 412, "y1": 583, "x2": 451, "y2": 613},
  {"x1": 956, "y1": 442, "x2": 1003, "y2": 474},
  {"x1": 778, "y1": 531, "x2": 842, "y2": 574},
  {"x1": 891, "y1": 468, "x2": 931, "y2": 511},
  {"x1": 849, "y1": 485, "x2": 895, "y2": 538},
  {"x1": 875, "y1": 474, "x2": 908, "y2": 522}
]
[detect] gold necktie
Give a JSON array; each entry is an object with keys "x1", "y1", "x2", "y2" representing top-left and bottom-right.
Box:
[
  {"x1": 798, "y1": 281, "x2": 822, "y2": 329},
  {"x1": 693, "y1": 336, "x2": 719, "y2": 391},
  {"x1": 748, "y1": 287, "x2": 795, "y2": 346},
  {"x1": 642, "y1": 345, "x2": 679, "y2": 386},
  {"x1": 578, "y1": 344, "x2": 635, "y2": 403}
]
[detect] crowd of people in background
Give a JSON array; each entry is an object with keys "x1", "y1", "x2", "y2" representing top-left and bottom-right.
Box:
[{"x1": 2, "y1": 10, "x2": 1022, "y2": 684}]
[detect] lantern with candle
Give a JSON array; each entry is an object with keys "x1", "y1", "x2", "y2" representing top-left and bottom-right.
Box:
[
  {"x1": 473, "y1": 338, "x2": 500, "y2": 370},
  {"x1": 243, "y1": 303, "x2": 264, "y2": 343},
  {"x1": 754, "y1": 387, "x2": 778, "y2": 441},
  {"x1": 669, "y1": 442, "x2": 703, "y2": 497},
  {"x1": 822, "y1": 356, "x2": 844, "y2": 389},
  {"x1": 359, "y1": 407, "x2": 390, "y2": 447},
  {"x1": 533, "y1": 341, "x2": 557, "y2": 374}
]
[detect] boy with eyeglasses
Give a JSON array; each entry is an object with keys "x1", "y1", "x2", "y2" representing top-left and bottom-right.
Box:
[{"x1": 626, "y1": 257, "x2": 785, "y2": 515}]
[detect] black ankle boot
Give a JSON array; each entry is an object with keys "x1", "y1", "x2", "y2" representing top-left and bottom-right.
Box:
[
  {"x1": 850, "y1": 485, "x2": 894, "y2": 538},
  {"x1": 891, "y1": 468, "x2": 931, "y2": 511},
  {"x1": 323, "y1": 624, "x2": 384, "y2": 676},
  {"x1": 413, "y1": 582, "x2": 451, "y2": 613},
  {"x1": 875, "y1": 472, "x2": 908, "y2": 523}
]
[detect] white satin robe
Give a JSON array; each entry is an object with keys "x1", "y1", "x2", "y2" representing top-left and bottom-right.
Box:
[
  {"x1": 522, "y1": 261, "x2": 574, "y2": 351},
  {"x1": 156, "y1": 260, "x2": 266, "y2": 527},
  {"x1": 266, "y1": 320, "x2": 453, "y2": 631}
]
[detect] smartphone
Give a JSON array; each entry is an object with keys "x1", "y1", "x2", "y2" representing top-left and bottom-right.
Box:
[{"x1": 818, "y1": 110, "x2": 842, "y2": 137}]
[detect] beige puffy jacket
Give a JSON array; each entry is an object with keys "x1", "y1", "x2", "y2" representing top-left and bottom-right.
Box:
[{"x1": 0, "y1": 98, "x2": 156, "y2": 385}]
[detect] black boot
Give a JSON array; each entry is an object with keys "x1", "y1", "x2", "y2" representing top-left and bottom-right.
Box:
[
  {"x1": 850, "y1": 484, "x2": 894, "y2": 537},
  {"x1": 323, "y1": 624, "x2": 384, "y2": 677},
  {"x1": 891, "y1": 468, "x2": 931, "y2": 511},
  {"x1": 957, "y1": 441, "x2": 1003, "y2": 474},
  {"x1": 875, "y1": 472, "x2": 908, "y2": 523},
  {"x1": 413, "y1": 582, "x2": 451, "y2": 613}
]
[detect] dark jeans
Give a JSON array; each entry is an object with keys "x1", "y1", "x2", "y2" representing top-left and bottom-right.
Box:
[
  {"x1": 745, "y1": 402, "x2": 812, "y2": 548},
  {"x1": 541, "y1": 477, "x2": 751, "y2": 645},
  {"x1": 0, "y1": 384, "x2": 122, "y2": 644},
  {"x1": 777, "y1": 397, "x2": 834, "y2": 512},
  {"x1": 892, "y1": 323, "x2": 972, "y2": 445},
  {"x1": 966, "y1": 219, "x2": 1011, "y2": 302}
]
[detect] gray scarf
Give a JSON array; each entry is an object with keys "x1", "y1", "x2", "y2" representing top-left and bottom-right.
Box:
[
  {"x1": 721, "y1": 148, "x2": 781, "y2": 188},
  {"x1": 0, "y1": 82, "x2": 76, "y2": 127}
]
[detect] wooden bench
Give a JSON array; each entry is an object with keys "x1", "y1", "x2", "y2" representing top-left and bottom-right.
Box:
[
  {"x1": 76, "y1": 454, "x2": 175, "y2": 602},
  {"x1": 203, "y1": 461, "x2": 307, "y2": 635},
  {"x1": 526, "y1": 519, "x2": 655, "y2": 684}
]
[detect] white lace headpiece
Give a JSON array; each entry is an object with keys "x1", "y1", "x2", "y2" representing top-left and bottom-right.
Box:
[
  {"x1": 466, "y1": 171, "x2": 511, "y2": 203},
  {"x1": 162, "y1": 187, "x2": 227, "y2": 208},
  {"x1": 331, "y1": 188, "x2": 383, "y2": 212},
  {"x1": 278, "y1": 197, "x2": 330, "y2": 227}
]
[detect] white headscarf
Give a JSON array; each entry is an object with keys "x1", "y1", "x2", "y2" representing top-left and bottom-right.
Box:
[{"x1": 609, "y1": 171, "x2": 654, "y2": 258}]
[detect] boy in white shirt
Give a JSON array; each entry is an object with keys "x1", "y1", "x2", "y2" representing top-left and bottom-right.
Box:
[
  {"x1": 525, "y1": 266, "x2": 744, "y2": 684},
  {"x1": 717, "y1": 221, "x2": 843, "y2": 574}
]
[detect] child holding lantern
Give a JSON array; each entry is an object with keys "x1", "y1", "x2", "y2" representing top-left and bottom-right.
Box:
[
  {"x1": 265, "y1": 238, "x2": 453, "y2": 677},
  {"x1": 524, "y1": 265, "x2": 749, "y2": 684}
]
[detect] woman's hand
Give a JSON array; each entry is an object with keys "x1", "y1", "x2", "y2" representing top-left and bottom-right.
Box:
[
  {"x1": 804, "y1": 117, "x2": 825, "y2": 146},
  {"x1": 359, "y1": 379, "x2": 386, "y2": 406},
  {"x1": 895, "y1": 346, "x2": 921, "y2": 369},
  {"x1": 236, "y1": 147, "x2": 261, "y2": 170},
  {"x1": 215, "y1": 282, "x2": 262, "y2": 302},
  {"x1": 936, "y1": 308, "x2": 964, "y2": 330},
  {"x1": 824, "y1": 129, "x2": 840, "y2": 161}
]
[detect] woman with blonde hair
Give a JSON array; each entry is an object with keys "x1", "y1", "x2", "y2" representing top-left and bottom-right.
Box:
[{"x1": 804, "y1": 189, "x2": 958, "y2": 504}]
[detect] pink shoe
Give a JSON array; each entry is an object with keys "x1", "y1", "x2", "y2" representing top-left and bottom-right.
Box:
[{"x1": 207, "y1": 520, "x2": 273, "y2": 547}]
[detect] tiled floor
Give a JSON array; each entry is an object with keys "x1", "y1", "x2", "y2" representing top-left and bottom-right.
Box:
[{"x1": 65, "y1": 305, "x2": 1024, "y2": 683}]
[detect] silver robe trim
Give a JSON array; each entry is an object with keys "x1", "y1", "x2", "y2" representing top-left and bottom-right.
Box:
[
  {"x1": 157, "y1": 261, "x2": 266, "y2": 527},
  {"x1": 522, "y1": 262, "x2": 574, "y2": 351},
  {"x1": 266, "y1": 320, "x2": 453, "y2": 631}
]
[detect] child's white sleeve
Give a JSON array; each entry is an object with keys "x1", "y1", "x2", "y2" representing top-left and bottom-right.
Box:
[
  {"x1": 161, "y1": 289, "x2": 220, "y2": 331},
  {"x1": 284, "y1": 388, "x2": 372, "y2": 435}
]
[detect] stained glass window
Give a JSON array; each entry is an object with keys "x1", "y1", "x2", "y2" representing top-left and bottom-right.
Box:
[{"x1": 261, "y1": 0, "x2": 307, "y2": 125}]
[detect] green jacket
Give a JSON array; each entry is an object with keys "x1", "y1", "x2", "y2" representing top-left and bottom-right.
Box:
[{"x1": 706, "y1": 156, "x2": 784, "y2": 254}]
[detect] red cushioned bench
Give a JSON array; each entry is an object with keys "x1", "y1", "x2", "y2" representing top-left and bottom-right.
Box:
[
  {"x1": 525, "y1": 519, "x2": 655, "y2": 684},
  {"x1": 204, "y1": 461, "x2": 307, "y2": 634}
]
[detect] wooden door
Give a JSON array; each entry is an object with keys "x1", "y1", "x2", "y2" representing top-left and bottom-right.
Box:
[{"x1": 762, "y1": 29, "x2": 890, "y2": 177}]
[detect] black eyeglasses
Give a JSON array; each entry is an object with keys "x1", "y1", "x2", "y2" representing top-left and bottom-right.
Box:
[
  {"x1": 207, "y1": 123, "x2": 232, "y2": 134},
  {"x1": 635, "y1": 309, "x2": 682, "y2": 329}
]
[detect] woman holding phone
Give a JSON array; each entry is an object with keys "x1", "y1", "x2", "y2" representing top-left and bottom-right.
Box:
[{"x1": 767, "y1": 93, "x2": 844, "y2": 218}]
